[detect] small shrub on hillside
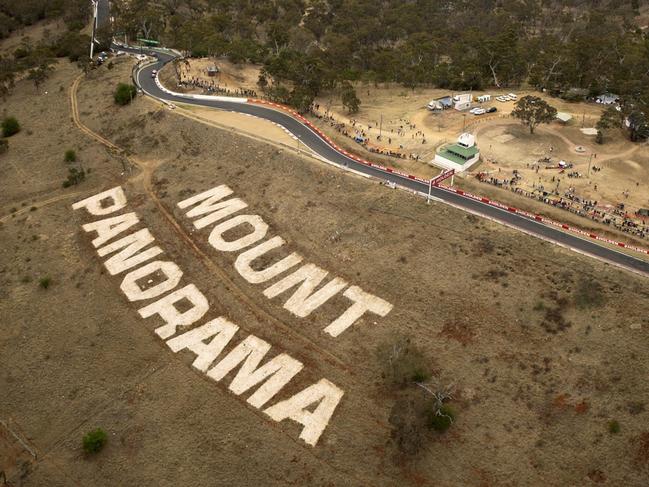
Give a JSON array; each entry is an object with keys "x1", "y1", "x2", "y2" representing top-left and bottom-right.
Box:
[
  {"x1": 114, "y1": 83, "x2": 137, "y2": 105},
  {"x1": 377, "y1": 337, "x2": 431, "y2": 387},
  {"x1": 427, "y1": 404, "x2": 455, "y2": 433},
  {"x1": 608, "y1": 420, "x2": 621, "y2": 434},
  {"x1": 38, "y1": 276, "x2": 51, "y2": 289},
  {"x1": 64, "y1": 149, "x2": 77, "y2": 162},
  {"x1": 62, "y1": 167, "x2": 85, "y2": 188},
  {"x1": 0, "y1": 138, "x2": 7, "y2": 154},
  {"x1": 388, "y1": 394, "x2": 428, "y2": 456},
  {"x1": 82, "y1": 428, "x2": 107, "y2": 454},
  {"x1": 2, "y1": 116, "x2": 20, "y2": 137}
]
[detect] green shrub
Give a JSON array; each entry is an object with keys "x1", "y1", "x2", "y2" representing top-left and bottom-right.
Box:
[
  {"x1": 114, "y1": 83, "x2": 137, "y2": 106},
  {"x1": 608, "y1": 420, "x2": 620, "y2": 434},
  {"x1": 427, "y1": 404, "x2": 455, "y2": 433},
  {"x1": 38, "y1": 276, "x2": 51, "y2": 289},
  {"x1": 64, "y1": 149, "x2": 77, "y2": 162},
  {"x1": 82, "y1": 428, "x2": 107, "y2": 454},
  {"x1": 377, "y1": 337, "x2": 431, "y2": 387},
  {"x1": 1, "y1": 116, "x2": 20, "y2": 137}
]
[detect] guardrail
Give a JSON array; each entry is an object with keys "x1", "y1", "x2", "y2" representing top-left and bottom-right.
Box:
[{"x1": 125, "y1": 43, "x2": 649, "y2": 258}]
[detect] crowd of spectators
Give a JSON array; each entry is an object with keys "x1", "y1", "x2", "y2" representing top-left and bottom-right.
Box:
[{"x1": 477, "y1": 172, "x2": 648, "y2": 240}]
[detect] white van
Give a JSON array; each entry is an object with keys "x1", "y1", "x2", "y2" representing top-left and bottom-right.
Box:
[{"x1": 477, "y1": 95, "x2": 491, "y2": 103}]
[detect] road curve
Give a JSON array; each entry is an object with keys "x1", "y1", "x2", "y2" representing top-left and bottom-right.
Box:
[{"x1": 120, "y1": 47, "x2": 649, "y2": 276}]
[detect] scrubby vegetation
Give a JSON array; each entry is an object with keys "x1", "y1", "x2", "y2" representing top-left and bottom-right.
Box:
[
  {"x1": 62, "y1": 167, "x2": 85, "y2": 187},
  {"x1": 379, "y1": 337, "x2": 456, "y2": 458},
  {"x1": 64, "y1": 149, "x2": 77, "y2": 162},
  {"x1": 573, "y1": 278, "x2": 606, "y2": 309},
  {"x1": 114, "y1": 83, "x2": 137, "y2": 105},
  {"x1": 1, "y1": 116, "x2": 20, "y2": 137},
  {"x1": 106, "y1": 0, "x2": 649, "y2": 132},
  {"x1": 82, "y1": 428, "x2": 107, "y2": 454}
]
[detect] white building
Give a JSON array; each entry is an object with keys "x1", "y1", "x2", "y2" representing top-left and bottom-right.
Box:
[
  {"x1": 453, "y1": 93, "x2": 472, "y2": 111},
  {"x1": 433, "y1": 133, "x2": 480, "y2": 172}
]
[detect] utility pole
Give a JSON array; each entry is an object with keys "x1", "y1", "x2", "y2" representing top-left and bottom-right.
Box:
[
  {"x1": 89, "y1": 0, "x2": 98, "y2": 59},
  {"x1": 587, "y1": 153, "x2": 593, "y2": 176},
  {"x1": 379, "y1": 113, "x2": 383, "y2": 138}
]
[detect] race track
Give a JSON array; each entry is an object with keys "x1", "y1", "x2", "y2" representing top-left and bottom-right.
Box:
[{"x1": 123, "y1": 47, "x2": 649, "y2": 276}]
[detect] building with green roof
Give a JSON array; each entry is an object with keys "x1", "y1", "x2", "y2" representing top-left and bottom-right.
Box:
[{"x1": 433, "y1": 133, "x2": 481, "y2": 172}]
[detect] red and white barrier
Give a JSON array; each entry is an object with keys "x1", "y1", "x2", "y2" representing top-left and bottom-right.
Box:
[
  {"x1": 437, "y1": 184, "x2": 649, "y2": 256},
  {"x1": 249, "y1": 99, "x2": 649, "y2": 257}
]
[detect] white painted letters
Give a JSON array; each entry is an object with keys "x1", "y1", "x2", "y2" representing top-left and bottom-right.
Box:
[
  {"x1": 98, "y1": 228, "x2": 163, "y2": 275},
  {"x1": 72, "y1": 186, "x2": 127, "y2": 215},
  {"x1": 166, "y1": 318, "x2": 239, "y2": 372},
  {"x1": 207, "y1": 335, "x2": 303, "y2": 408},
  {"x1": 82, "y1": 212, "x2": 139, "y2": 248},
  {"x1": 234, "y1": 237, "x2": 303, "y2": 284},
  {"x1": 121, "y1": 260, "x2": 183, "y2": 302},
  {"x1": 264, "y1": 379, "x2": 344, "y2": 446},
  {"x1": 138, "y1": 284, "x2": 209, "y2": 339},
  {"x1": 177, "y1": 184, "x2": 247, "y2": 229},
  {"x1": 263, "y1": 264, "x2": 347, "y2": 318},
  {"x1": 323, "y1": 286, "x2": 394, "y2": 337}
]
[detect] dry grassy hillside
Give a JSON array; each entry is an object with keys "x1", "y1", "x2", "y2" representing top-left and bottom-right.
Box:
[{"x1": 1, "y1": 55, "x2": 649, "y2": 486}]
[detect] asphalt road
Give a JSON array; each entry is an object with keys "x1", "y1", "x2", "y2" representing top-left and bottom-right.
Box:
[{"x1": 123, "y1": 47, "x2": 649, "y2": 276}]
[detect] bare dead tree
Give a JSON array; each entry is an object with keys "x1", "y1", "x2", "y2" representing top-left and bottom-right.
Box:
[{"x1": 415, "y1": 380, "x2": 455, "y2": 423}]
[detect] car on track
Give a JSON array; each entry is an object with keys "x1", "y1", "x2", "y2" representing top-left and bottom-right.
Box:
[{"x1": 151, "y1": 69, "x2": 158, "y2": 78}]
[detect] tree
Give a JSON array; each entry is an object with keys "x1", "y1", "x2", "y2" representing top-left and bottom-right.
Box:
[
  {"x1": 341, "y1": 81, "x2": 360, "y2": 114},
  {"x1": 114, "y1": 83, "x2": 137, "y2": 105},
  {"x1": 511, "y1": 96, "x2": 557, "y2": 134},
  {"x1": 27, "y1": 63, "x2": 52, "y2": 92},
  {"x1": 596, "y1": 106, "x2": 622, "y2": 144},
  {"x1": 597, "y1": 106, "x2": 622, "y2": 131},
  {"x1": 1, "y1": 116, "x2": 20, "y2": 137},
  {"x1": 625, "y1": 111, "x2": 649, "y2": 142}
]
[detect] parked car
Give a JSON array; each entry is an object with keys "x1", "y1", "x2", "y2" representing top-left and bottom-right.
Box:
[
  {"x1": 487, "y1": 107, "x2": 497, "y2": 113},
  {"x1": 508, "y1": 93, "x2": 517, "y2": 100},
  {"x1": 469, "y1": 107, "x2": 480, "y2": 114},
  {"x1": 473, "y1": 108, "x2": 486, "y2": 115}
]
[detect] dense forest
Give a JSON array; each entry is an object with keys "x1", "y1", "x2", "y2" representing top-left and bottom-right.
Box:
[
  {"x1": 108, "y1": 0, "x2": 649, "y2": 111},
  {"x1": 2, "y1": 0, "x2": 649, "y2": 122}
]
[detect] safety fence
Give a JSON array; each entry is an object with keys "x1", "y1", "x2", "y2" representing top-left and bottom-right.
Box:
[{"x1": 142, "y1": 62, "x2": 649, "y2": 257}]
